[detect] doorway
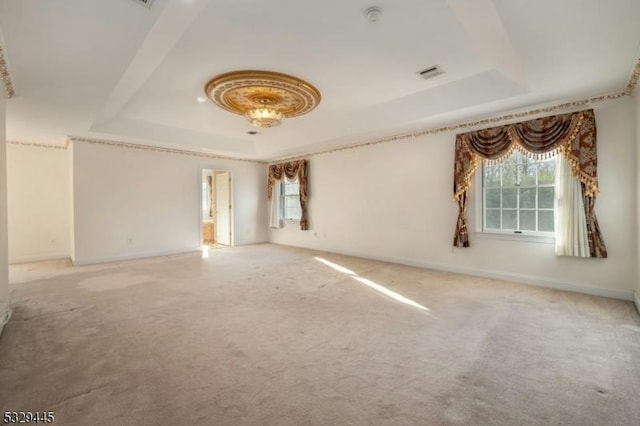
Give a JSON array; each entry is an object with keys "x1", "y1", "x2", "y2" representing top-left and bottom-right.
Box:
[{"x1": 201, "y1": 169, "x2": 232, "y2": 249}]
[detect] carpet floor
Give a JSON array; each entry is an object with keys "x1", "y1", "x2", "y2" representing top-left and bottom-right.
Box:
[{"x1": 1, "y1": 244, "x2": 639, "y2": 425}]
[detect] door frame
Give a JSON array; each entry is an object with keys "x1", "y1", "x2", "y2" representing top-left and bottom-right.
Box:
[{"x1": 199, "y1": 168, "x2": 234, "y2": 248}]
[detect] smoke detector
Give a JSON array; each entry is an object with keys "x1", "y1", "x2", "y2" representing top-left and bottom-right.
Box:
[
  {"x1": 365, "y1": 7, "x2": 382, "y2": 23},
  {"x1": 131, "y1": 0, "x2": 154, "y2": 8},
  {"x1": 417, "y1": 65, "x2": 444, "y2": 80}
]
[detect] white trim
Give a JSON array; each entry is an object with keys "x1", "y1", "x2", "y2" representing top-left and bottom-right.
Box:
[
  {"x1": 9, "y1": 254, "x2": 70, "y2": 265},
  {"x1": 278, "y1": 244, "x2": 634, "y2": 301},
  {"x1": 474, "y1": 232, "x2": 554, "y2": 244},
  {"x1": 232, "y1": 240, "x2": 267, "y2": 246},
  {"x1": 634, "y1": 292, "x2": 640, "y2": 315},
  {"x1": 70, "y1": 137, "x2": 265, "y2": 164},
  {"x1": 71, "y1": 247, "x2": 201, "y2": 266}
]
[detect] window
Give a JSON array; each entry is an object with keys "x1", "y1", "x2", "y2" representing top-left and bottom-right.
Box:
[
  {"x1": 482, "y1": 151, "x2": 556, "y2": 235},
  {"x1": 281, "y1": 179, "x2": 302, "y2": 220}
]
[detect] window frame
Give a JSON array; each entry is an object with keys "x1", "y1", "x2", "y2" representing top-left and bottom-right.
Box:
[{"x1": 475, "y1": 151, "x2": 556, "y2": 244}]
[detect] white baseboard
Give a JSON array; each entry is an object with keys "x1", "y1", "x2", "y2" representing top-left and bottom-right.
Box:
[
  {"x1": 72, "y1": 247, "x2": 202, "y2": 266},
  {"x1": 9, "y1": 253, "x2": 70, "y2": 264},
  {"x1": 234, "y1": 240, "x2": 269, "y2": 247},
  {"x1": 634, "y1": 292, "x2": 640, "y2": 315},
  {"x1": 276, "y1": 243, "x2": 634, "y2": 301}
]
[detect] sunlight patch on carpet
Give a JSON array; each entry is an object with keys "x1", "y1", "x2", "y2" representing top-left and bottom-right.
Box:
[{"x1": 315, "y1": 256, "x2": 429, "y2": 312}]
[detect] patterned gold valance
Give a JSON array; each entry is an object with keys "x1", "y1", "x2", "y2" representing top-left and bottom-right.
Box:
[{"x1": 454, "y1": 109, "x2": 599, "y2": 202}]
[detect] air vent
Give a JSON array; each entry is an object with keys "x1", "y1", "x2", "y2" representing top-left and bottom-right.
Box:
[
  {"x1": 131, "y1": 0, "x2": 154, "y2": 8},
  {"x1": 418, "y1": 65, "x2": 444, "y2": 80}
]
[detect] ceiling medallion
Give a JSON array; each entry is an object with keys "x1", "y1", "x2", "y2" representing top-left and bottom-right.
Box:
[{"x1": 205, "y1": 70, "x2": 321, "y2": 128}]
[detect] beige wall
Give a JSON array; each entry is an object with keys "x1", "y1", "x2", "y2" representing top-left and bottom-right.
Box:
[
  {"x1": 71, "y1": 141, "x2": 268, "y2": 265},
  {"x1": 270, "y1": 97, "x2": 638, "y2": 300},
  {"x1": 6, "y1": 144, "x2": 70, "y2": 263},
  {"x1": 0, "y1": 96, "x2": 9, "y2": 331},
  {"x1": 4, "y1": 138, "x2": 269, "y2": 266}
]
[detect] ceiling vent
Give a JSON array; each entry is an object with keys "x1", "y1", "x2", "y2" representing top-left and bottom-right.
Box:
[
  {"x1": 418, "y1": 65, "x2": 444, "y2": 80},
  {"x1": 131, "y1": 0, "x2": 154, "y2": 8}
]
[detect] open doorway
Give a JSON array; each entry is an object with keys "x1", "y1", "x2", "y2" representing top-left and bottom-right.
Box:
[{"x1": 201, "y1": 169, "x2": 232, "y2": 250}]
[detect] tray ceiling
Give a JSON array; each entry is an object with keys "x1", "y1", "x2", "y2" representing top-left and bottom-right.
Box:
[{"x1": 1, "y1": 0, "x2": 639, "y2": 160}]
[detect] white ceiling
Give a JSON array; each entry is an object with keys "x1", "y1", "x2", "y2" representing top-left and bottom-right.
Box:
[{"x1": 1, "y1": 0, "x2": 639, "y2": 160}]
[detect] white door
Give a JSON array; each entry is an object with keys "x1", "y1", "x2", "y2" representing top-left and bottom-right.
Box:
[{"x1": 215, "y1": 172, "x2": 231, "y2": 245}]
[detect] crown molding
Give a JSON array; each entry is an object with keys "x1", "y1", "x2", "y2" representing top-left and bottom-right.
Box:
[
  {"x1": 68, "y1": 137, "x2": 267, "y2": 164},
  {"x1": 7, "y1": 140, "x2": 67, "y2": 150},
  {"x1": 0, "y1": 46, "x2": 16, "y2": 99},
  {"x1": 7, "y1": 57, "x2": 640, "y2": 166},
  {"x1": 623, "y1": 56, "x2": 640, "y2": 96},
  {"x1": 269, "y1": 57, "x2": 640, "y2": 164}
]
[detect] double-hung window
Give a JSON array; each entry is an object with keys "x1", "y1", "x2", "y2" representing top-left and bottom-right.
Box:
[
  {"x1": 281, "y1": 179, "x2": 302, "y2": 220},
  {"x1": 482, "y1": 150, "x2": 556, "y2": 235}
]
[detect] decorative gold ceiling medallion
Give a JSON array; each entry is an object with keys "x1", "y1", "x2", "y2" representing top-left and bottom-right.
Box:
[{"x1": 205, "y1": 70, "x2": 321, "y2": 128}]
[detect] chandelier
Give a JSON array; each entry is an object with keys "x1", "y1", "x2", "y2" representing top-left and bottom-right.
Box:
[
  {"x1": 205, "y1": 70, "x2": 321, "y2": 129},
  {"x1": 245, "y1": 99, "x2": 284, "y2": 128}
]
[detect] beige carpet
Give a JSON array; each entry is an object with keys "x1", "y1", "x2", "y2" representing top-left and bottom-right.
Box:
[{"x1": 1, "y1": 244, "x2": 639, "y2": 425}]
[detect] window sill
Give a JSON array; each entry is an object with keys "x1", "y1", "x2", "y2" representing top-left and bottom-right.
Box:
[
  {"x1": 474, "y1": 231, "x2": 554, "y2": 244},
  {"x1": 280, "y1": 219, "x2": 301, "y2": 226}
]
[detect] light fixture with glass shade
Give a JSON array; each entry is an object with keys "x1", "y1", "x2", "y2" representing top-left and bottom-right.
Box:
[
  {"x1": 245, "y1": 99, "x2": 285, "y2": 128},
  {"x1": 205, "y1": 70, "x2": 321, "y2": 129}
]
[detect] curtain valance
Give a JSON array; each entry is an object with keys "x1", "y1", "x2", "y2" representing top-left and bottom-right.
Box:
[
  {"x1": 452, "y1": 109, "x2": 606, "y2": 257},
  {"x1": 454, "y1": 109, "x2": 598, "y2": 201},
  {"x1": 267, "y1": 160, "x2": 309, "y2": 230}
]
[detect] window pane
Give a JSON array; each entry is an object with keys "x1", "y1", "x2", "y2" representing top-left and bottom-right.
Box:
[
  {"x1": 502, "y1": 210, "x2": 517, "y2": 230},
  {"x1": 485, "y1": 189, "x2": 501, "y2": 208},
  {"x1": 284, "y1": 182, "x2": 299, "y2": 195},
  {"x1": 284, "y1": 195, "x2": 301, "y2": 219},
  {"x1": 486, "y1": 209, "x2": 500, "y2": 229},
  {"x1": 519, "y1": 164, "x2": 536, "y2": 186},
  {"x1": 538, "y1": 187, "x2": 554, "y2": 208},
  {"x1": 502, "y1": 165, "x2": 517, "y2": 187},
  {"x1": 520, "y1": 188, "x2": 536, "y2": 208},
  {"x1": 502, "y1": 188, "x2": 517, "y2": 208},
  {"x1": 508, "y1": 151, "x2": 522, "y2": 165},
  {"x1": 520, "y1": 210, "x2": 536, "y2": 231},
  {"x1": 284, "y1": 195, "x2": 299, "y2": 208},
  {"x1": 538, "y1": 161, "x2": 556, "y2": 184},
  {"x1": 286, "y1": 207, "x2": 301, "y2": 219},
  {"x1": 539, "y1": 210, "x2": 554, "y2": 232},
  {"x1": 484, "y1": 167, "x2": 500, "y2": 187}
]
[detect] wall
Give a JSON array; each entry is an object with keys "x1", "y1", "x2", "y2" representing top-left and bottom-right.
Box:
[
  {"x1": 270, "y1": 97, "x2": 637, "y2": 300},
  {"x1": 0, "y1": 96, "x2": 9, "y2": 333},
  {"x1": 71, "y1": 141, "x2": 268, "y2": 265},
  {"x1": 6, "y1": 144, "x2": 70, "y2": 263}
]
